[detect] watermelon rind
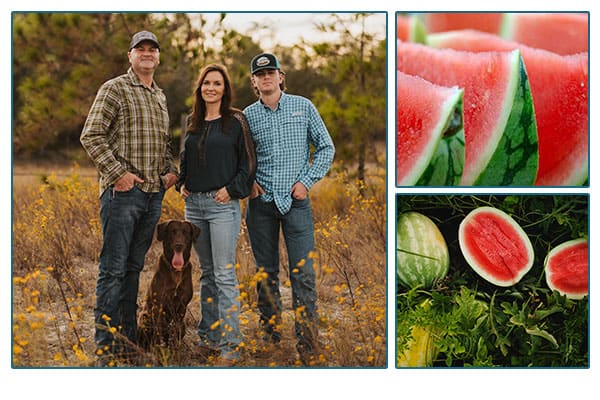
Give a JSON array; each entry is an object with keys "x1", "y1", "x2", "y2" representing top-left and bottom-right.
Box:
[
  {"x1": 397, "y1": 325, "x2": 437, "y2": 367},
  {"x1": 409, "y1": 15, "x2": 427, "y2": 44},
  {"x1": 397, "y1": 212, "x2": 449, "y2": 289},
  {"x1": 397, "y1": 299, "x2": 439, "y2": 367},
  {"x1": 544, "y1": 238, "x2": 588, "y2": 300},
  {"x1": 415, "y1": 97, "x2": 465, "y2": 186},
  {"x1": 458, "y1": 206, "x2": 534, "y2": 287},
  {"x1": 473, "y1": 55, "x2": 538, "y2": 186},
  {"x1": 397, "y1": 70, "x2": 465, "y2": 186},
  {"x1": 397, "y1": 14, "x2": 427, "y2": 43}
]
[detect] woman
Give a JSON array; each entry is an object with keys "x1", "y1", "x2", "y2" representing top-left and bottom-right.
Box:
[{"x1": 178, "y1": 63, "x2": 255, "y2": 365}]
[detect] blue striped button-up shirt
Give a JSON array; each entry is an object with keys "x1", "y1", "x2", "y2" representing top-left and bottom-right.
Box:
[{"x1": 244, "y1": 92, "x2": 335, "y2": 214}]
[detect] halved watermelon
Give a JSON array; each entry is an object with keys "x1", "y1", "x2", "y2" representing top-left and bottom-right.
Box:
[
  {"x1": 501, "y1": 13, "x2": 589, "y2": 55},
  {"x1": 397, "y1": 14, "x2": 426, "y2": 43},
  {"x1": 544, "y1": 238, "x2": 588, "y2": 300},
  {"x1": 427, "y1": 30, "x2": 588, "y2": 186},
  {"x1": 396, "y1": 71, "x2": 464, "y2": 186},
  {"x1": 422, "y1": 13, "x2": 502, "y2": 34},
  {"x1": 459, "y1": 206, "x2": 534, "y2": 287},
  {"x1": 397, "y1": 41, "x2": 538, "y2": 186}
]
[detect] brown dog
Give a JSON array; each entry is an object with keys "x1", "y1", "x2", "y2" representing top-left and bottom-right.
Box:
[{"x1": 138, "y1": 220, "x2": 200, "y2": 348}]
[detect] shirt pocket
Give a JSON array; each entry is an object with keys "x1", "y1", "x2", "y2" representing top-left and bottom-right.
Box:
[
  {"x1": 252, "y1": 122, "x2": 275, "y2": 159},
  {"x1": 281, "y1": 115, "x2": 308, "y2": 154},
  {"x1": 152, "y1": 92, "x2": 170, "y2": 135}
]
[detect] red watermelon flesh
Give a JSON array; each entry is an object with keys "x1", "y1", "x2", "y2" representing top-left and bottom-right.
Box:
[
  {"x1": 397, "y1": 14, "x2": 412, "y2": 41},
  {"x1": 502, "y1": 13, "x2": 588, "y2": 55},
  {"x1": 427, "y1": 30, "x2": 588, "y2": 186},
  {"x1": 423, "y1": 13, "x2": 502, "y2": 34},
  {"x1": 397, "y1": 41, "x2": 522, "y2": 185},
  {"x1": 545, "y1": 238, "x2": 588, "y2": 299},
  {"x1": 459, "y1": 207, "x2": 534, "y2": 287},
  {"x1": 396, "y1": 71, "x2": 463, "y2": 185}
]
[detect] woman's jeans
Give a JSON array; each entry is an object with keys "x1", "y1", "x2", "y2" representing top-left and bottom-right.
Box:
[
  {"x1": 95, "y1": 186, "x2": 164, "y2": 355},
  {"x1": 246, "y1": 196, "x2": 318, "y2": 353},
  {"x1": 185, "y1": 192, "x2": 242, "y2": 360}
]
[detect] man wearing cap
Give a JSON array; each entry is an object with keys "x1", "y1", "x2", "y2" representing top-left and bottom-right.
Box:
[
  {"x1": 244, "y1": 53, "x2": 335, "y2": 365},
  {"x1": 81, "y1": 30, "x2": 178, "y2": 365}
]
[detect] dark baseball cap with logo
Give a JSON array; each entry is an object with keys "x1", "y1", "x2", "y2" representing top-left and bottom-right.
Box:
[
  {"x1": 250, "y1": 53, "x2": 281, "y2": 74},
  {"x1": 129, "y1": 31, "x2": 160, "y2": 50}
]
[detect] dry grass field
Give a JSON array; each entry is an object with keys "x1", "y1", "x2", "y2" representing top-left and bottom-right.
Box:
[{"x1": 12, "y1": 162, "x2": 386, "y2": 368}]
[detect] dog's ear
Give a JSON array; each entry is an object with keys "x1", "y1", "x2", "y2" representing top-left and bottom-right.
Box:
[
  {"x1": 156, "y1": 221, "x2": 170, "y2": 242},
  {"x1": 187, "y1": 221, "x2": 201, "y2": 241}
]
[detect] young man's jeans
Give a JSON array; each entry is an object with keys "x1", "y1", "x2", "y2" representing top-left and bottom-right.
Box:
[
  {"x1": 246, "y1": 196, "x2": 318, "y2": 353},
  {"x1": 185, "y1": 192, "x2": 242, "y2": 360},
  {"x1": 95, "y1": 186, "x2": 164, "y2": 355}
]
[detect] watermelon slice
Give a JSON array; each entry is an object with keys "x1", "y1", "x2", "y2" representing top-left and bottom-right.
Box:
[
  {"x1": 427, "y1": 30, "x2": 588, "y2": 186},
  {"x1": 544, "y1": 238, "x2": 588, "y2": 300},
  {"x1": 397, "y1": 14, "x2": 426, "y2": 43},
  {"x1": 422, "y1": 13, "x2": 503, "y2": 34},
  {"x1": 397, "y1": 41, "x2": 538, "y2": 186},
  {"x1": 459, "y1": 206, "x2": 534, "y2": 287},
  {"x1": 396, "y1": 71, "x2": 464, "y2": 186},
  {"x1": 501, "y1": 13, "x2": 589, "y2": 56}
]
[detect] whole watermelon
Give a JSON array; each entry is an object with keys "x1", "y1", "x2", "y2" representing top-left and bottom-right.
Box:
[{"x1": 397, "y1": 212, "x2": 450, "y2": 289}]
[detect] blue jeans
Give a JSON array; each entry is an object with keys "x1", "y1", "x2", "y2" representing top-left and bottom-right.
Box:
[
  {"x1": 246, "y1": 197, "x2": 318, "y2": 352},
  {"x1": 185, "y1": 192, "x2": 242, "y2": 360},
  {"x1": 95, "y1": 186, "x2": 164, "y2": 354}
]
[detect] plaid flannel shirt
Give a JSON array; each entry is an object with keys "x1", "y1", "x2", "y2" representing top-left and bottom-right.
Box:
[
  {"x1": 80, "y1": 68, "x2": 176, "y2": 195},
  {"x1": 244, "y1": 92, "x2": 335, "y2": 214}
]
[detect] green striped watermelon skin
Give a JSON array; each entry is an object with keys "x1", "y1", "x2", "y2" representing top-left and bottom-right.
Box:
[
  {"x1": 472, "y1": 55, "x2": 538, "y2": 185},
  {"x1": 397, "y1": 212, "x2": 449, "y2": 289},
  {"x1": 396, "y1": 71, "x2": 465, "y2": 186},
  {"x1": 415, "y1": 95, "x2": 465, "y2": 186}
]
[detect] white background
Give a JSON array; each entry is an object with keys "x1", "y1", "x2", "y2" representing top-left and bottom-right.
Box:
[{"x1": 2, "y1": 0, "x2": 596, "y2": 399}]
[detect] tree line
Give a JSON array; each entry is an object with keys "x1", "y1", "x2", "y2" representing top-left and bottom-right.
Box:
[{"x1": 12, "y1": 13, "x2": 386, "y2": 179}]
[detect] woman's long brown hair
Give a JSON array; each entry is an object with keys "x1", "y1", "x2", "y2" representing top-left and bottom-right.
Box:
[
  {"x1": 188, "y1": 63, "x2": 233, "y2": 133},
  {"x1": 186, "y1": 63, "x2": 256, "y2": 175}
]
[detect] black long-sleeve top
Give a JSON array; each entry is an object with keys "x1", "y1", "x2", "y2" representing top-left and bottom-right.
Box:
[{"x1": 178, "y1": 115, "x2": 252, "y2": 199}]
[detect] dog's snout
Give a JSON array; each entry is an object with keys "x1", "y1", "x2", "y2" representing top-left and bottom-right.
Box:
[{"x1": 173, "y1": 243, "x2": 185, "y2": 252}]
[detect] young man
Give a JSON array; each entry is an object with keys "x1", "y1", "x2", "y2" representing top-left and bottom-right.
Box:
[
  {"x1": 244, "y1": 53, "x2": 335, "y2": 365},
  {"x1": 80, "y1": 31, "x2": 178, "y2": 365}
]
